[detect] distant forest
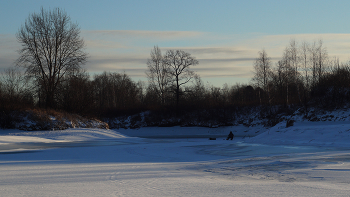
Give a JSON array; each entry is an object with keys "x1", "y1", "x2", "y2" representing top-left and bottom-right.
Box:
[
  {"x1": 1, "y1": 40, "x2": 350, "y2": 122},
  {"x1": 1, "y1": 8, "x2": 350, "y2": 129}
]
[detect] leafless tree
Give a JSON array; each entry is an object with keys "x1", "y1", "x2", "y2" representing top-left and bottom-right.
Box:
[
  {"x1": 58, "y1": 70, "x2": 94, "y2": 114},
  {"x1": 0, "y1": 68, "x2": 34, "y2": 109},
  {"x1": 16, "y1": 7, "x2": 88, "y2": 108},
  {"x1": 273, "y1": 58, "x2": 295, "y2": 106},
  {"x1": 252, "y1": 49, "x2": 272, "y2": 105},
  {"x1": 285, "y1": 40, "x2": 303, "y2": 103},
  {"x1": 309, "y1": 40, "x2": 328, "y2": 86},
  {"x1": 163, "y1": 49, "x2": 199, "y2": 108},
  {"x1": 93, "y1": 72, "x2": 142, "y2": 112},
  {"x1": 0, "y1": 68, "x2": 27, "y2": 99},
  {"x1": 146, "y1": 46, "x2": 171, "y2": 105},
  {"x1": 300, "y1": 41, "x2": 310, "y2": 90}
]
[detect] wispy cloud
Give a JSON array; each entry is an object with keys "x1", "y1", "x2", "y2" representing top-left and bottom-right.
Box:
[
  {"x1": 241, "y1": 33, "x2": 350, "y2": 60},
  {"x1": 163, "y1": 47, "x2": 246, "y2": 55},
  {"x1": 83, "y1": 30, "x2": 204, "y2": 41},
  {"x1": 0, "y1": 34, "x2": 19, "y2": 70},
  {"x1": 88, "y1": 57, "x2": 146, "y2": 65},
  {"x1": 194, "y1": 66, "x2": 251, "y2": 76},
  {"x1": 199, "y1": 58, "x2": 255, "y2": 63},
  {"x1": 0, "y1": 57, "x2": 16, "y2": 71}
]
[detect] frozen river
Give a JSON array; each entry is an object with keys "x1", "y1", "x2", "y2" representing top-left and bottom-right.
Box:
[{"x1": 0, "y1": 128, "x2": 350, "y2": 196}]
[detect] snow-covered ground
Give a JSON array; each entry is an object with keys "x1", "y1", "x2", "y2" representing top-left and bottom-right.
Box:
[{"x1": 1, "y1": 122, "x2": 350, "y2": 196}]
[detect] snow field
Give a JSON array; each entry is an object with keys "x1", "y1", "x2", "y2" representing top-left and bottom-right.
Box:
[{"x1": 0, "y1": 122, "x2": 350, "y2": 196}]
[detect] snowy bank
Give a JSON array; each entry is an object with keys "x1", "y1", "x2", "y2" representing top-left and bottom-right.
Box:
[
  {"x1": 0, "y1": 128, "x2": 138, "y2": 153},
  {"x1": 245, "y1": 121, "x2": 350, "y2": 147}
]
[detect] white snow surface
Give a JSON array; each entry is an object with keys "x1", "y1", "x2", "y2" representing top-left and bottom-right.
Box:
[{"x1": 1, "y1": 122, "x2": 350, "y2": 196}]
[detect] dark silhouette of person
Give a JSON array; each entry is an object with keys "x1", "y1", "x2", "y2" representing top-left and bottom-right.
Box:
[{"x1": 226, "y1": 131, "x2": 234, "y2": 140}]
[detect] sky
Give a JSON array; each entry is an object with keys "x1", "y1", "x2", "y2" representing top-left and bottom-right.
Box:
[{"x1": 1, "y1": 0, "x2": 350, "y2": 86}]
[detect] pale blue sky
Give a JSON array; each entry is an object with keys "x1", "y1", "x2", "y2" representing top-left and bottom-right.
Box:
[{"x1": 1, "y1": 0, "x2": 350, "y2": 86}]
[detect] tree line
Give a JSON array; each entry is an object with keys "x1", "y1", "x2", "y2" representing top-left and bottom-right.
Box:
[
  {"x1": 252, "y1": 39, "x2": 350, "y2": 109},
  {"x1": 2, "y1": 7, "x2": 350, "y2": 127}
]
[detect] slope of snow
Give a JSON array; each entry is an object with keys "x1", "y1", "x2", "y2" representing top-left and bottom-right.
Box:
[
  {"x1": 1, "y1": 128, "x2": 129, "y2": 142},
  {"x1": 0, "y1": 128, "x2": 138, "y2": 153},
  {"x1": 245, "y1": 121, "x2": 350, "y2": 147}
]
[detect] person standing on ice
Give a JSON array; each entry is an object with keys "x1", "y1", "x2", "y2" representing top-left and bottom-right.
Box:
[{"x1": 226, "y1": 131, "x2": 234, "y2": 140}]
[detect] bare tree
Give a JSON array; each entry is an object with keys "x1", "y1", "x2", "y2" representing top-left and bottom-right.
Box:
[
  {"x1": 309, "y1": 40, "x2": 328, "y2": 86},
  {"x1": 163, "y1": 49, "x2": 199, "y2": 108},
  {"x1": 146, "y1": 46, "x2": 171, "y2": 105},
  {"x1": 273, "y1": 57, "x2": 295, "y2": 106},
  {"x1": 93, "y1": 72, "x2": 141, "y2": 112},
  {"x1": 16, "y1": 7, "x2": 88, "y2": 108},
  {"x1": 0, "y1": 68, "x2": 33, "y2": 109},
  {"x1": 300, "y1": 41, "x2": 310, "y2": 90},
  {"x1": 59, "y1": 70, "x2": 93, "y2": 114},
  {"x1": 0, "y1": 68, "x2": 26, "y2": 99},
  {"x1": 252, "y1": 49, "x2": 272, "y2": 105},
  {"x1": 285, "y1": 40, "x2": 303, "y2": 104}
]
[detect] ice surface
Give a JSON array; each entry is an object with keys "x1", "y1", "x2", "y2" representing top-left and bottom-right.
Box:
[{"x1": 1, "y1": 123, "x2": 350, "y2": 196}]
